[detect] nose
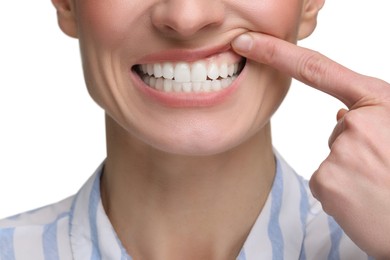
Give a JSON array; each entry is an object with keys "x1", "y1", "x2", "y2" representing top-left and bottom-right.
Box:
[{"x1": 151, "y1": 0, "x2": 225, "y2": 39}]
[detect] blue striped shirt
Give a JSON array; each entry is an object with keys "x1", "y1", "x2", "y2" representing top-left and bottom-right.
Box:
[{"x1": 0, "y1": 152, "x2": 371, "y2": 259}]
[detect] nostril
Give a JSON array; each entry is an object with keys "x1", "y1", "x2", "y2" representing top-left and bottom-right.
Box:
[
  {"x1": 156, "y1": 23, "x2": 218, "y2": 39},
  {"x1": 151, "y1": 2, "x2": 225, "y2": 39},
  {"x1": 161, "y1": 25, "x2": 179, "y2": 35}
]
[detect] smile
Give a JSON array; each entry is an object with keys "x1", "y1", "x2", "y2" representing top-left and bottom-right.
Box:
[{"x1": 133, "y1": 52, "x2": 245, "y2": 93}]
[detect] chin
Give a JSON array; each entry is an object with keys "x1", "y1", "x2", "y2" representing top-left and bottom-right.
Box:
[
  {"x1": 141, "y1": 126, "x2": 255, "y2": 157},
  {"x1": 153, "y1": 142, "x2": 239, "y2": 157}
]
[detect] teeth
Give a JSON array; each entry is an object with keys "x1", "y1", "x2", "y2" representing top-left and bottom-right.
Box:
[
  {"x1": 155, "y1": 78, "x2": 164, "y2": 91},
  {"x1": 141, "y1": 76, "x2": 237, "y2": 93},
  {"x1": 219, "y1": 63, "x2": 228, "y2": 79},
  {"x1": 221, "y1": 78, "x2": 231, "y2": 88},
  {"x1": 228, "y1": 64, "x2": 234, "y2": 77},
  {"x1": 162, "y1": 63, "x2": 174, "y2": 80},
  {"x1": 174, "y1": 62, "x2": 191, "y2": 83},
  {"x1": 173, "y1": 81, "x2": 182, "y2": 92},
  {"x1": 191, "y1": 62, "x2": 207, "y2": 82},
  {"x1": 139, "y1": 60, "x2": 241, "y2": 81},
  {"x1": 202, "y1": 80, "x2": 212, "y2": 92},
  {"x1": 142, "y1": 64, "x2": 147, "y2": 74},
  {"x1": 137, "y1": 59, "x2": 243, "y2": 93},
  {"x1": 182, "y1": 82, "x2": 192, "y2": 93},
  {"x1": 207, "y1": 63, "x2": 219, "y2": 80},
  {"x1": 153, "y1": 64, "x2": 163, "y2": 78},
  {"x1": 163, "y1": 79, "x2": 173, "y2": 92},
  {"x1": 193, "y1": 82, "x2": 202, "y2": 92},
  {"x1": 211, "y1": 80, "x2": 222, "y2": 91},
  {"x1": 147, "y1": 64, "x2": 153, "y2": 76}
]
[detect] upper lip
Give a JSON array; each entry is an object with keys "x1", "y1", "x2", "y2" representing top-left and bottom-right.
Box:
[{"x1": 135, "y1": 43, "x2": 236, "y2": 64}]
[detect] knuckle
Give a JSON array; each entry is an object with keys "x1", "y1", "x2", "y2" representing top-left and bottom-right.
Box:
[
  {"x1": 261, "y1": 37, "x2": 278, "y2": 65},
  {"x1": 328, "y1": 120, "x2": 344, "y2": 148},
  {"x1": 311, "y1": 160, "x2": 345, "y2": 215},
  {"x1": 309, "y1": 170, "x2": 322, "y2": 199},
  {"x1": 342, "y1": 110, "x2": 363, "y2": 130},
  {"x1": 354, "y1": 77, "x2": 390, "y2": 107},
  {"x1": 297, "y1": 51, "x2": 327, "y2": 86},
  {"x1": 337, "y1": 110, "x2": 378, "y2": 148},
  {"x1": 329, "y1": 135, "x2": 354, "y2": 163},
  {"x1": 311, "y1": 161, "x2": 333, "y2": 197},
  {"x1": 366, "y1": 76, "x2": 390, "y2": 90}
]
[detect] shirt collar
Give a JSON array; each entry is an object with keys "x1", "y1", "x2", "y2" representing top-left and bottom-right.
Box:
[
  {"x1": 69, "y1": 152, "x2": 306, "y2": 260},
  {"x1": 238, "y1": 150, "x2": 307, "y2": 259},
  {"x1": 69, "y1": 163, "x2": 131, "y2": 260}
]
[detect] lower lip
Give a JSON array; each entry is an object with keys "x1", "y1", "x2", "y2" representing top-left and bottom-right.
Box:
[{"x1": 129, "y1": 65, "x2": 246, "y2": 108}]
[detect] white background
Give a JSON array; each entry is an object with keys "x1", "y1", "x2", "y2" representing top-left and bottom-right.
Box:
[{"x1": 1, "y1": 0, "x2": 389, "y2": 218}]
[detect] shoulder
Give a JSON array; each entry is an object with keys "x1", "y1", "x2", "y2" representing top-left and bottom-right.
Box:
[
  {"x1": 0, "y1": 196, "x2": 74, "y2": 259},
  {"x1": 0, "y1": 196, "x2": 74, "y2": 228}
]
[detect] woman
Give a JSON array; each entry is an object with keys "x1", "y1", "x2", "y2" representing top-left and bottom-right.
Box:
[{"x1": 1, "y1": 0, "x2": 389, "y2": 259}]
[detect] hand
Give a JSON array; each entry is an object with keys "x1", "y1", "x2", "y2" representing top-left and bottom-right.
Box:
[{"x1": 232, "y1": 32, "x2": 390, "y2": 259}]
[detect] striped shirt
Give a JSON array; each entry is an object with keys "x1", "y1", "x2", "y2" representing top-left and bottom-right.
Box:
[{"x1": 0, "y1": 152, "x2": 371, "y2": 260}]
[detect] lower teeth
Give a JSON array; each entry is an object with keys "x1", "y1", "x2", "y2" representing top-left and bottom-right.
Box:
[{"x1": 142, "y1": 75, "x2": 238, "y2": 93}]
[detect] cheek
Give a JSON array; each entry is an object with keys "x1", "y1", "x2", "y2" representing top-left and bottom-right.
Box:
[
  {"x1": 74, "y1": 1, "x2": 152, "y2": 117},
  {"x1": 250, "y1": 63, "x2": 291, "y2": 122},
  {"x1": 76, "y1": 0, "x2": 147, "y2": 47},
  {"x1": 234, "y1": 0, "x2": 304, "y2": 41}
]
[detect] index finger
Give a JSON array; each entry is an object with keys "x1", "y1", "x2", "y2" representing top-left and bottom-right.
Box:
[{"x1": 231, "y1": 33, "x2": 387, "y2": 108}]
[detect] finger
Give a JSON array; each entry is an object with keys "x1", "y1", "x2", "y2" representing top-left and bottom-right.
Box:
[
  {"x1": 231, "y1": 33, "x2": 387, "y2": 108},
  {"x1": 328, "y1": 108, "x2": 347, "y2": 148},
  {"x1": 336, "y1": 108, "x2": 348, "y2": 121}
]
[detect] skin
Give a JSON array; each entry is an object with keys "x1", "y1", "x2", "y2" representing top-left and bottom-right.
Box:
[{"x1": 49, "y1": 0, "x2": 390, "y2": 259}]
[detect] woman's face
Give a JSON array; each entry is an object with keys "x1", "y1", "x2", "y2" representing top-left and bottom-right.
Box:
[{"x1": 65, "y1": 0, "x2": 318, "y2": 155}]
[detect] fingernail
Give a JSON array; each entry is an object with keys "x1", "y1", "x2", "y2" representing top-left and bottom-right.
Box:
[{"x1": 232, "y1": 34, "x2": 253, "y2": 52}]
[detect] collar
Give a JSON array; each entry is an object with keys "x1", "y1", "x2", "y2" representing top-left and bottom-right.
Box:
[
  {"x1": 69, "y1": 152, "x2": 307, "y2": 260},
  {"x1": 69, "y1": 162, "x2": 130, "y2": 260},
  {"x1": 238, "y1": 151, "x2": 308, "y2": 259}
]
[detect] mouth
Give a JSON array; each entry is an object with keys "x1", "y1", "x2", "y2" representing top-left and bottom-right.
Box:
[{"x1": 132, "y1": 52, "x2": 246, "y2": 93}]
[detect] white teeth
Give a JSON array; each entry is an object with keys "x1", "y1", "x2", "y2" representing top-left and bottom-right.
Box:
[
  {"x1": 182, "y1": 82, "x2": 192, "y2": 93},
  {"x1": 173, "y1": 81, "x2": 182, "y2": 92},
  {"x1": 139, "y1": 60, "x2": 242, "y2": 82},
  {"x1": 153, "y1": 64, "x2": 163, "y2": 78},
  {"x1": 191, "y1": 62, "x2": 207, "y2": 82},
  {"x1": 138, "y1": 59, "x2": 243, "y2": 93},
  {"x1": 221, "y1": 78, "x2": 231, "y2": 88},
  {"x1": 155, "y1": 78, "x2": 164, "y2": 91},
  {"x1": 174, "y1": 62, "x2": 191, "y2": 83},
  {"x1": 202, "y1": 80, "x2": 212, "y2": 92},
  {"x1": 193, "y1": 82, "x2": 202, "y2": 92},
  {"x1": 149, "y1": 77, "x2": 156, "y2": 88},
  {"x1": 164, "y1": 79, "x2": 173, "y2": 92},
  {"x1": 207, "y1": 63, "x2": 219, "y2": 80},
  {"x1": 147, "y1": 64, "x2": 154, "y2": 76},
  {"x1": 162, "y1": 62, "x2": 174, "y2": 79},
  {"x1": 142, "y1": 74, "x2": 149, "y2": 85},
  {"x1": 142, "y1": 77, "x2": 241, "y2": 93},
  {"x1": 219, "y1": 63, "x2": 228, "y2": 79},
  {"x1": 211, "y1": 80, "x2": 222, "y2": 91},
  {"x1": 142, "y1": 64, "x2": 147, "y2": 74},
  {"x1": 234, "y1": 63, "x2": 238, "y2": 74},
  {"x1": 228, "y1": 64, "x2": 234, "y2": 77}
]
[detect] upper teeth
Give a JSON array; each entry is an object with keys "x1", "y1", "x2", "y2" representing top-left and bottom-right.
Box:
[{"x1": 138, "y1": 60, "x2": 242, "y2": 93}]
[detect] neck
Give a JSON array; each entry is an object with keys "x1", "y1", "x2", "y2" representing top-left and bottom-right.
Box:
[{"x1": 101, "y1": 115, "x2": 275, "y2": 260}]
